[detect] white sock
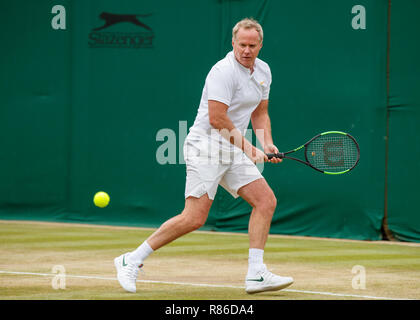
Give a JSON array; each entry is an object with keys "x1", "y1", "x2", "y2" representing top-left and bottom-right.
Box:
[
  {"x1": 127, "y1": 241, "x2": 154, "y2": 267},
  {"x1": 247, "y1": 248, "x2": 264, "y2": 275}
]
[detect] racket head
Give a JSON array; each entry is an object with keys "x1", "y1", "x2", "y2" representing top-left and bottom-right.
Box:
[{"x1": 304, "y1": 131, "x2": 360, "y2": 174}]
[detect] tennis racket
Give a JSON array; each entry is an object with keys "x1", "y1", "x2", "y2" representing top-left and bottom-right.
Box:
[{"x1": 266, "y1": 131, "x2": 360, "y2": 174}]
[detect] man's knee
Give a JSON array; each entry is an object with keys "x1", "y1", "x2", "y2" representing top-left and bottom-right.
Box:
[
  {"x1": 182, "y1": 194, "x2": 212, "y2": 231},
  {"x1": 255, "y1": 192, "x2": 277, "y2": 215},
  {"x1": 181, "y1": 207, "x2": 208, "y2": 231},
  {"x1": 183, "y1": 214, "x2": 207, "y2": 231}
]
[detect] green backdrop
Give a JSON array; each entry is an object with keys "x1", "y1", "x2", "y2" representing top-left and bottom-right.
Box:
[
  {"x1": 0, "y1": 0, "x2": 419, "y2": 242},
  {"x1": 386, "y1": 0, "x2": 420, "y2": 242}
]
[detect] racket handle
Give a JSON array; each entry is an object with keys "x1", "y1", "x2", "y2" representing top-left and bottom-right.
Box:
[{"x1": 266, "y1": 153, "x2": 284, "y2": 159}]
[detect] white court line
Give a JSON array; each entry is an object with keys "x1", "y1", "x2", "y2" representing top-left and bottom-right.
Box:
[{"x1": 0, "y1": 270, "x2": 413, "y2": 300}]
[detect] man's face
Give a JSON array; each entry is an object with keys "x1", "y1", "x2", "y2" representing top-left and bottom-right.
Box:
[{"x1": 232, "y1": 27, "x2": 262, "y2": 69}]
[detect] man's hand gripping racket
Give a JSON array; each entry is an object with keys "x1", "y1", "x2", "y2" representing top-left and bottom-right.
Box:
[{"x1": 264, "y1": 144, "x2": 282, "y2": 164}]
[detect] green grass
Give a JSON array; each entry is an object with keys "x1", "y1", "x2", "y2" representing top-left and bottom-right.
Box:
[{"x1": 0, "y1": 220, "x2": 419, "y2": 300}]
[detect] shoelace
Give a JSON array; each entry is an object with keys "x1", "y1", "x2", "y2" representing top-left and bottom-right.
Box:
[
  {"x1": 260, "y1": 269, "x2": 274, "y2": 282},
  {"x1": 125, "y1": 263, "x2": 139, "y2": 280}
]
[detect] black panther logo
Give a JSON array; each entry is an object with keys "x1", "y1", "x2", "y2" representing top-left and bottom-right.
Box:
[{"x1": 93, "y1": 12, "x2": 153, "y2": 32}]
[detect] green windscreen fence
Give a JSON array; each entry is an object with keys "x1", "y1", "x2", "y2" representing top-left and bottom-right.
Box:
[
  {"x1": 386, "y1": 0, "x2": 420, "y2": 242},
  {"x1": 0, "y1": 0, "x2": 419, "y2": 242}
]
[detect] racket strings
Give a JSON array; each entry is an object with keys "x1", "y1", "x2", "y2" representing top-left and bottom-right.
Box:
[{"x1": 306, "y1": 134, "x2": 359, "y2": 172}]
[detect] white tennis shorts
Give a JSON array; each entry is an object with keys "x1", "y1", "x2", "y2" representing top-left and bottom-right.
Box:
[{"x1": 183, "y1": 134, "x2": 263, "y2": 200}]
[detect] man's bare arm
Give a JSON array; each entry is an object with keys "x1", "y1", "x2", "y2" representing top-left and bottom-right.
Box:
[
  {"x1": 251, "y1": 100, "x2": 282, "y2": 163},
  {"x1": 208, "y1": 100, "x2": 267, "y2": 162},
  {"x1": 251, "y1": 100, "x2": 272, "y2": 148}
]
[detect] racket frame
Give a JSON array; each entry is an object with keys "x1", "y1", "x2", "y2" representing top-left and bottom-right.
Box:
[{"x1": 267, "y1": 131, "x2": 360, "y2": 174}]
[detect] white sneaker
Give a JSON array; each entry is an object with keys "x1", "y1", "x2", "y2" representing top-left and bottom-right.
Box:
[
  {"x1": 245, "y1": 264, "x2": 293, "y2": 294},
  {"x1": 114, "y1": 253, "x2": 142, "y2": 293}
]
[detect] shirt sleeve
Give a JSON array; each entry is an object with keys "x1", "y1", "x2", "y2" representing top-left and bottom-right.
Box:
[
  {"x1": 261, "y1": 66, "x2": 272, "y2": 100},
  {"x1": 206, "y1": 66, "x2": 235, "y2": 107}
]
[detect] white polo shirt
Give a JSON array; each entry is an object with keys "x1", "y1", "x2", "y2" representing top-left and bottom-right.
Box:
[{"x1": 188, "y1": 51, "x2": 272, "y2": 151}]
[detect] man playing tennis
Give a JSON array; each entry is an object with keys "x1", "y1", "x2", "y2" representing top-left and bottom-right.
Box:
[{"x1": 114, "y1": 18, "x2": 294, "y2": 294}]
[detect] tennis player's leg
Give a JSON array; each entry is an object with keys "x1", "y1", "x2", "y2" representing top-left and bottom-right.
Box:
[
  {"x1": 114, "y1": 133, "x2": 223, "y2": 292},
  {"x1": 238, "y1": 178, "x2": 294, "y2": 293},
  {"x1": 146, "y1": 194, "x2": 213, "y2": 250},
  {"x1": 237, "y1": 178, "x2": 276, "y2": 250},
  {"x1": 220, "y1": 156, "x2": 276, "y2": 251},
  {"x1": 114, "y1": 194, "x2": 212, "y2": 293}
]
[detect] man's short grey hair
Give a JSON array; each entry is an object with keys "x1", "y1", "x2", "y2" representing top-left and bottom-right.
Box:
[{"x1": 232, "y1": 18, "x2": 264, "y2": 42}]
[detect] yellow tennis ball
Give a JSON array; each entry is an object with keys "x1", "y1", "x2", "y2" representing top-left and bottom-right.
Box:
[{"x1": 94, "y1": 191, "x2": 110, "y2": 208}]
